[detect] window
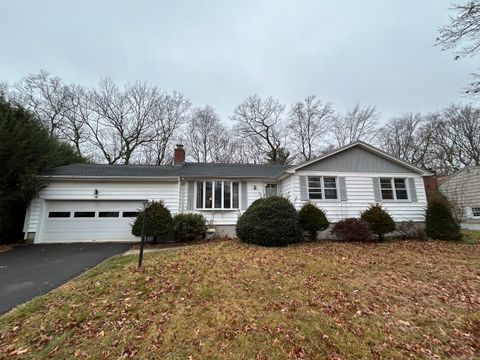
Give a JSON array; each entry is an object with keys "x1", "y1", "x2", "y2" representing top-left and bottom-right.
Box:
[
  {"x1": 214, "y1": 181, "x2": 222, "y2": 208},
  {"x1": 307, "y1": 177, "x2": 338, "y2": 200},
  {"x1": 323, "y1": 177, "x2": 338, "y2": 199},
  {"x1": 265, "y1": 184, "x2": 277, "y2": 198},
  {"x1": 196, "y1": 181, "x2": 239, "y2": 209},
  {"x1": 232, "y1": 182, "x2": 239, "y2": 208},
  {"x1": 122, "y1": 211, "x2": 139, "y2": 218},
  {"x1": 472, "y1": 208, "x2": 480, "y2": 217},
  {"x1": 380, "y1": 178, "x2": 408, "y2": 201},
  {"x1": 74, "y1": 211, "x2": 95, "y2": 218},
  {"x1": 99, "y1": 211, "x2": 119, "y2": 218},
  {"x1": 224, "y1": 182, "x2": 231, "y2": 208},
  {"x1": 205, "y1": 181, "x2": 213, "y2": 209},
  {"x1": 48, "y1": 211, "x2": 70, "y2": 218}
]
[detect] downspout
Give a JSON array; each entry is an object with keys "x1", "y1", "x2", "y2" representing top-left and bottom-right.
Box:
[{"x1": 177, "y1": 176, "x2": 182, "y2": 213}]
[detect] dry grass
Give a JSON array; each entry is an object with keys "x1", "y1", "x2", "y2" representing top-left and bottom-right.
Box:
[
  {"x1": 0, "y1": 240, "x2": 479, "y2": 359},
  {"x1": 463, "y1": 230, "x2": 480, "y2": 243}
]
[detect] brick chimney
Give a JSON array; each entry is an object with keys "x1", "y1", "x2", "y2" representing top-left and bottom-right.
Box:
[
  {"x1": 174, "y1": 144, "x2": 185, "y2": 165},
  {"x1": 423, "y1": 170, "x2": 438, "y2": 200}
]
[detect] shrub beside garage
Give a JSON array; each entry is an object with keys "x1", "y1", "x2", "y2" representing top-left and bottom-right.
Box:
[{"x1": 132, "y1": 201, "x2": 174, "y2": 242}]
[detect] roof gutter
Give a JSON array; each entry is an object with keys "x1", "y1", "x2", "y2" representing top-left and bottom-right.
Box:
[{"x1": 39, "y1": 175, "x2": 180, "y2": 181}]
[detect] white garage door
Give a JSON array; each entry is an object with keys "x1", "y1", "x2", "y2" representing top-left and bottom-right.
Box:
[{"x1": 41, "y1": 200, "x2": 144, "y2": 243}]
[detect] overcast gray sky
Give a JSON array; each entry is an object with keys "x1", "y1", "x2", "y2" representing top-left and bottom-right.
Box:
[{"x1": 0, "y1": 0, "x2": 477, "y2": 124}]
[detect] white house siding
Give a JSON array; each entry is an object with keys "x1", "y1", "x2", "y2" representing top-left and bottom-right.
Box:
[
  {"x1": 279, "y1": 176, "x2": 293, "y2": 202},
  {"x1": 440, "y1": 167, "x2": 480, "y2": 228},
  {"x1": 24, "y1": 179, "x2": 179, "y2": 242},
  {"x1": 287, "y1": 171, "x2": 427, "y2": 222},
  {"x1": 23, "y1": 198, "x2": 42, "y2": 234}
]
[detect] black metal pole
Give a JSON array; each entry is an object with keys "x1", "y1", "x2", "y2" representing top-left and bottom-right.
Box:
[{"x1": 138, "y1": 201, "x2": 148, "y2": 269}]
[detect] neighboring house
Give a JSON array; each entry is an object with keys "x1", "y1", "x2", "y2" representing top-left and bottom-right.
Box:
[
  {"x1": 23, "y1": 141, "x2": 432, "y2": 243},
  {"x1": 439, "y1": 166, "x2": 480, "y2": 230}
]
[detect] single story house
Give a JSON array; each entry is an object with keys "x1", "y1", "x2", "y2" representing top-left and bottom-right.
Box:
[
  {"x1": 439, "y1": 166, "x2": 480, "y2": 230},
  {"x1": 23, "y1": 141, "x2": 433, "y2": 243}
]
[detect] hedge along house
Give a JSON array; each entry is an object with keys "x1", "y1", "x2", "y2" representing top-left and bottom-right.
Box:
[{"x1": 23, "y1": 142, "x2": 432, "y2": 243}]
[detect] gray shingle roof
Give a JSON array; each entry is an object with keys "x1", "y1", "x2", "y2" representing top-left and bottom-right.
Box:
[{"x1": 43, "y1": 162, "x2": 292, "y2": 179}]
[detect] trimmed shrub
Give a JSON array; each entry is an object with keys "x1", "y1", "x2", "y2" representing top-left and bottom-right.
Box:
[
  {"x1": 298, "y1": 203, "x2": 329, "y2": 240},
  {"x1": 425, "y1": 192, "x2": 462, "y2": 241},
  {"x1": 236, "y1": 196, "x2": 302, "y2": 246},
  {"x1": 360, "y1": 204, "x2": 396, "y2": 242},
  {"x1": 397, "y1": 221, "x2": 426, "y2": 240},
  {"x1": 174, "y1": 213, "x2": 207, "y2": 241},
  {"x1": 132, "y1": 201, "x2": 174, "y2": 241},
  {"x1": 331, "y1": 218, "x2": 372, "y2": 242}
]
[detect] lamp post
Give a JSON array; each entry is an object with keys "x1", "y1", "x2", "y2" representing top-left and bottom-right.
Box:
[{"x1": 138, "y1": 200, "x2": 149, "y2": 270}]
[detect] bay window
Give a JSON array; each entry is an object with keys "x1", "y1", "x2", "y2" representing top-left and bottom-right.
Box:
[{"x1": 196, "y1": 180, "x2": 239, "y2": 209}]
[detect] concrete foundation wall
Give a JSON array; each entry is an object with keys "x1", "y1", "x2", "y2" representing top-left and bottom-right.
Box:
[{"x1": 213, "y1": 225, "x2": 237, "y2": 238}]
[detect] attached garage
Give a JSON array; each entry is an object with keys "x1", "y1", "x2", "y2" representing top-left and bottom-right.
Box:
[{"x1": 39, "y1": 200, "x2": 145, "y2": 243}]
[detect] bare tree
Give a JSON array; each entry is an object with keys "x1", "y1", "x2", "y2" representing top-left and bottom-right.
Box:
[
  {"x1": 228, "y1": 134, "x2": 265, "y2": 164},
  {"x1": 330, "y1": 103, "x2": 379, "y2": 147},
  {"x1": 377, "y1": 113, "x2": 439, "y2": 167},
  {"x1": 437, "y1": 1, "x2": 480, "y2": 57},
  {"x1": 61, "y1": 84, "x2": 92, "y2": 157},
  {"x1": 288, "y1": 95, "x2": 334, "y2": 161},
  {"x1": 437, "y1": 1, "x2": 480, "y2": 94},
  {"x1": 439, "y1": 104, "x2": 480, "y2": 166},
  {"x1": 232, "y1": 95, "x2": 290, "y2": 164},
  {"x1": 88, "y1": 79, "x2": 157, "y2": 164},
  {"x1": 142, "y1": 91, "x2": 190, "y2": 165},
  {"x1": 185, "y1": 105, "x2": 232, "y2": 163},
  {"x1": 13, "y1": 70, "x2": 72, "y2": 136}
]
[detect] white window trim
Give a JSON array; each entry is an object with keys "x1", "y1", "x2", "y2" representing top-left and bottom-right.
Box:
[
  {"x1": 472, "y1": 207, "x2": 480, "y2": 218},
  {"x1": 380, "y1": 177, "x2": 409, "y2": 202},
  {"x1": 307, "y1": 176, "x2": 339, "y2": 201},
  {"x1": 195, "y1": 180, "x2": 239, "y2": 210}
]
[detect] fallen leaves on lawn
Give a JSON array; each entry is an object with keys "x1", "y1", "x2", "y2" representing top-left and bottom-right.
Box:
[{"x1": 0, "y1": 240, "x2": 479, "y2": 359}]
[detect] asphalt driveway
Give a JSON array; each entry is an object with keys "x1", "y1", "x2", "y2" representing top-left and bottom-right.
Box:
[{"x1": 0, "y1": 243, "x2": 132, "y2": 314}]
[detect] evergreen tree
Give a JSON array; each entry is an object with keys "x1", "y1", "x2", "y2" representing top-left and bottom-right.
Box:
[
  {"x1": 361, "y1": 204, "x2": 396, "y2": 242},
  {"x1": 0, "y1": 97, "x2": 83, "y2": 241},
  {"x1": 132, "y1": 201, "x2": 174, "y2": 242},
  {"x1": 425, "y1": 192, "x2": 462, "y2": 241},
  {"x1": 298, "y1": 203, "x2": 329, "y2": 240}
]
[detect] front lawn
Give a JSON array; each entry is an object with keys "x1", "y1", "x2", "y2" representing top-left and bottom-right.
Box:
[
  {"x1": 1, "y1": 240, "x2": 479, "y2": 359},
  {"x1": 463, "y1": 229, "x2": 480, "y2": 243}
]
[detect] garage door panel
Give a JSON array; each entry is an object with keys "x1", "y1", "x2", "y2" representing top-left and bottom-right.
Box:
[{"x1": 42, "y1": 200, "x2": 143, "y2": 243}]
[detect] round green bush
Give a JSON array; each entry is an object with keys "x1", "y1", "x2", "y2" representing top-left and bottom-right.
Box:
[
  {"x1": 236, "y1": 196, "x2": 302, "y2": 246},
  {"x1": 174, "y1": 213, "x2": 207, "y2": 241},
  {"x1": 425, "y1": 192, "x2": 462, "y2": 241},
  {"x1": 331, "y1": 218, "x2": 372, "y2": 242},
  {"x1": 360, "y1": 204, "x2": 396, "y2": 242},
  {"x1": 132, "y1": 201, "x2": 174, "y2": 241},
  {"x1": 298, "y1": 203, "x2": 329, "y2": 240}
]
